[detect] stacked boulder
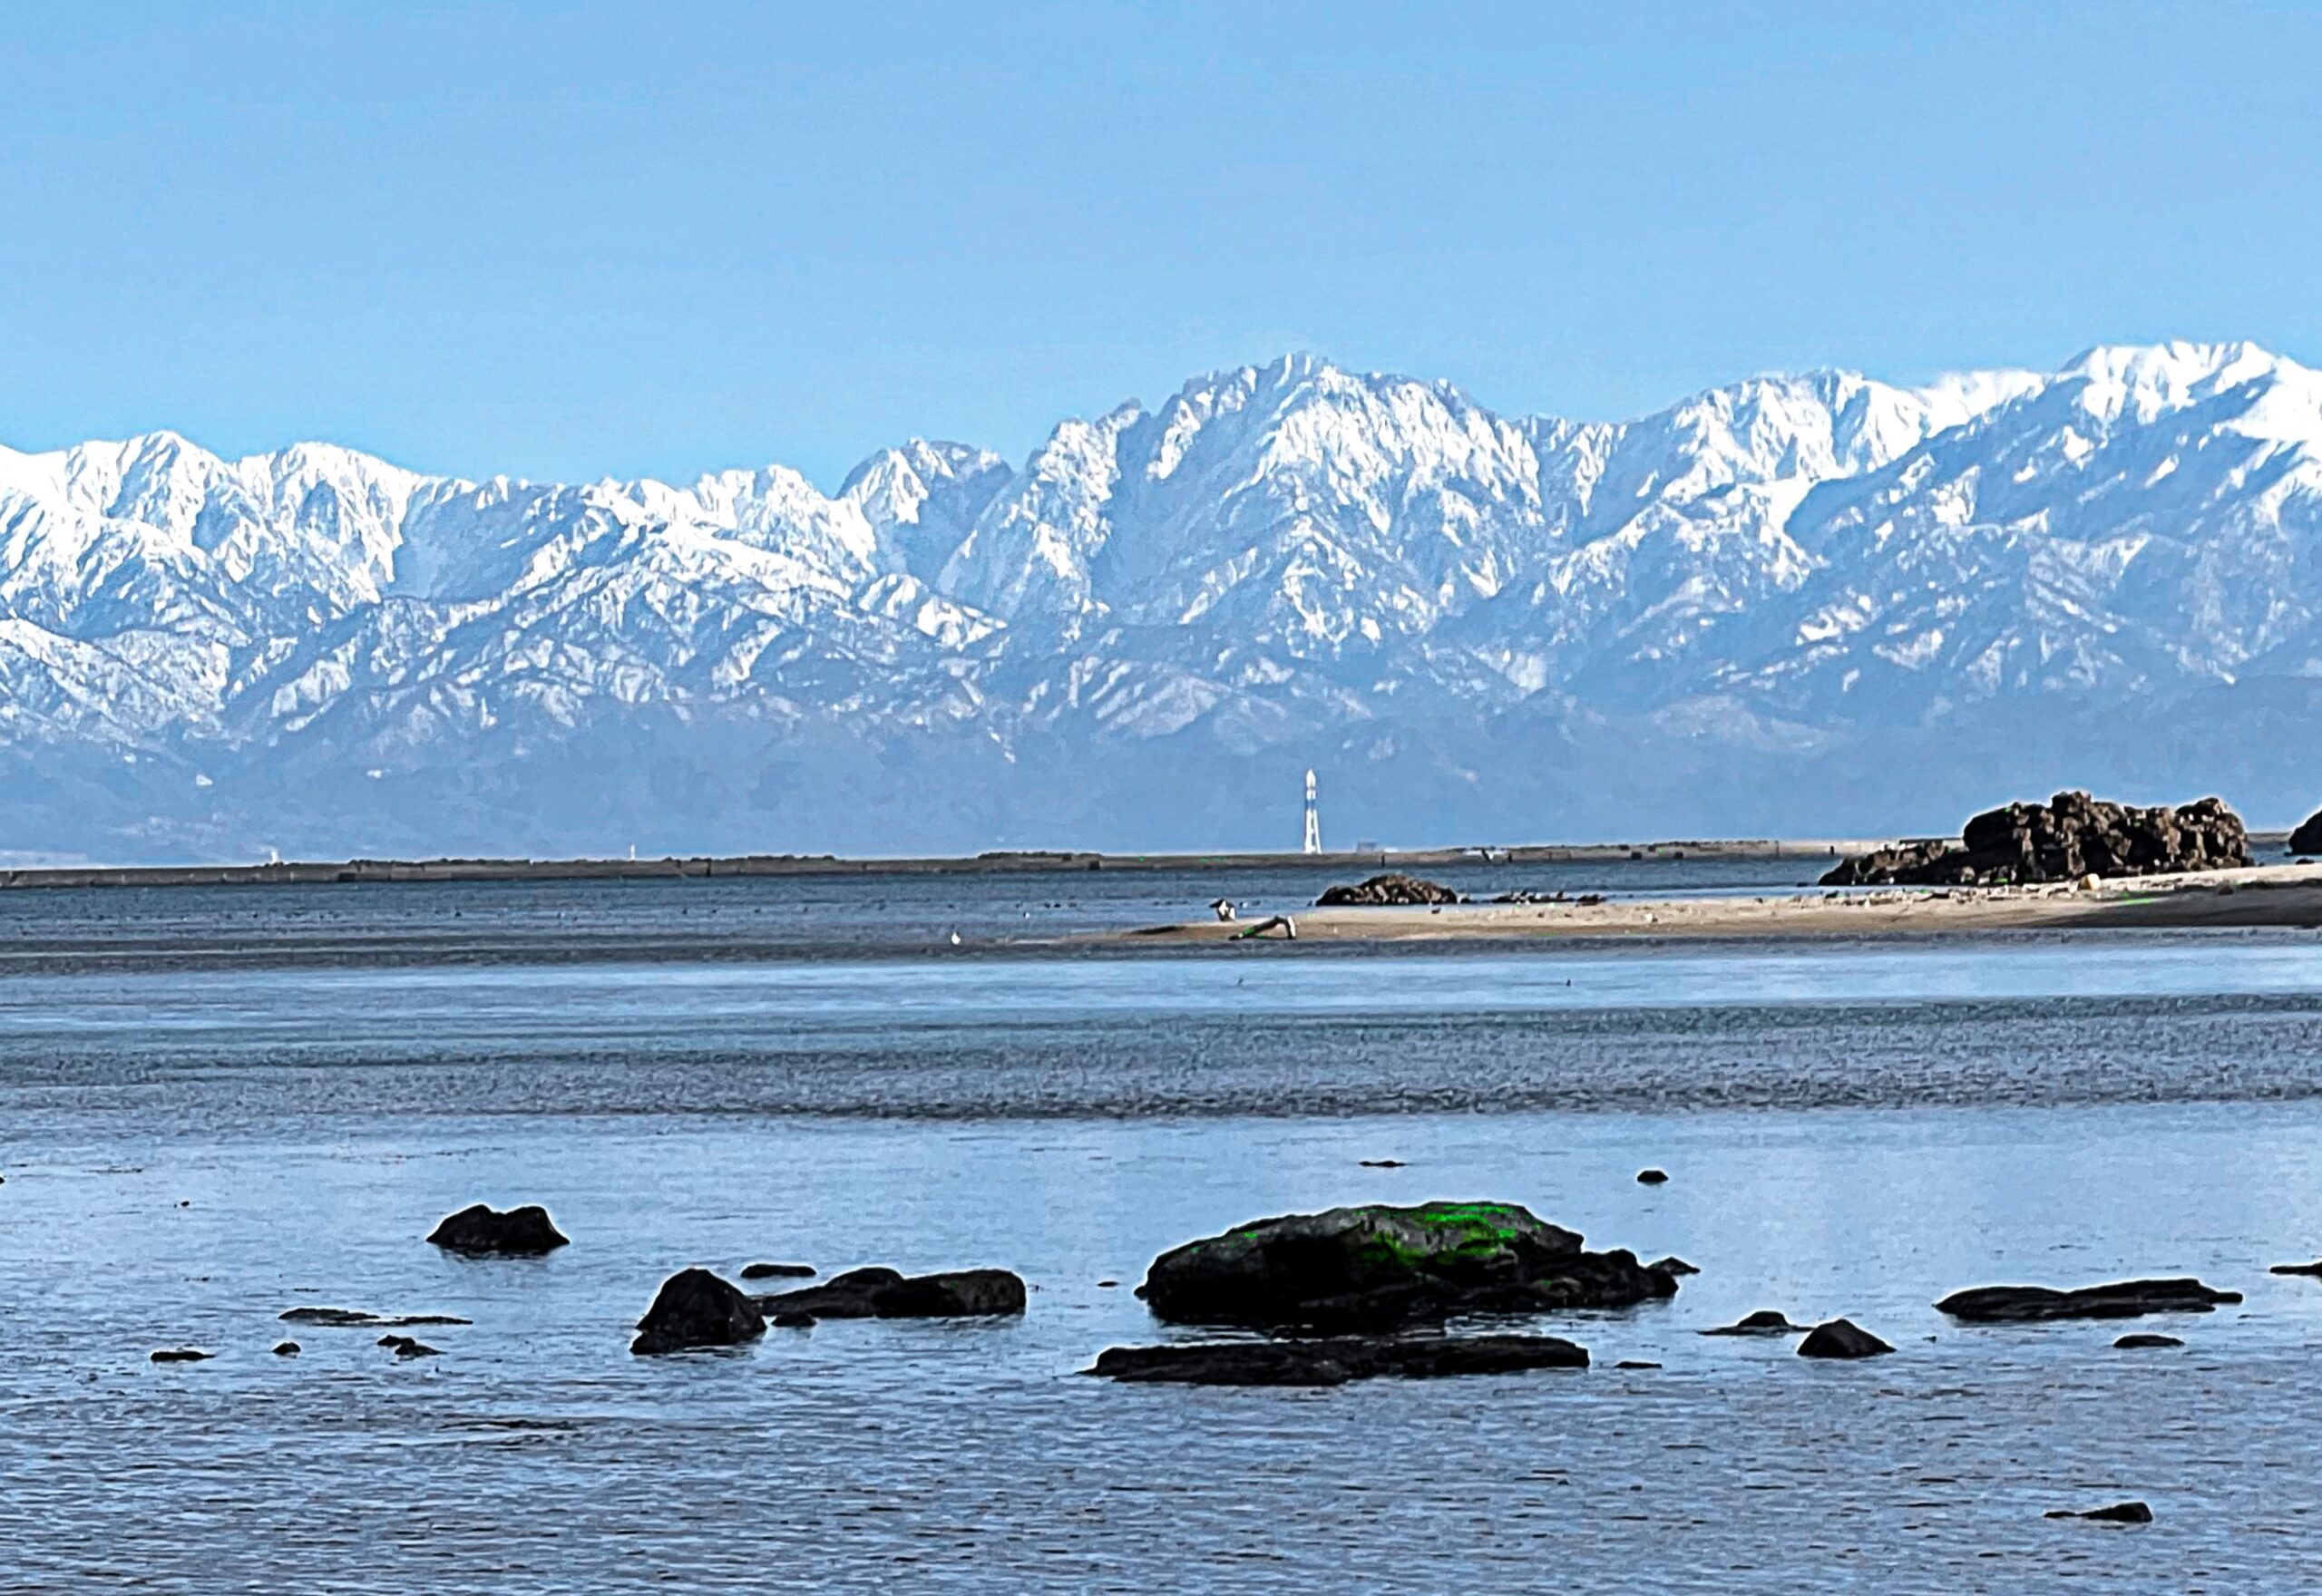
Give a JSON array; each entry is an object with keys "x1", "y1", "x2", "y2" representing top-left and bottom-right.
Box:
[{"x1": 1822, "y1": 792, "x2": 2249, "y2": 887}]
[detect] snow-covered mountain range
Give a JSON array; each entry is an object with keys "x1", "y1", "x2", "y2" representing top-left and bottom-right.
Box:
[{"x1": 7, "y1": 340, "x2": 2322, "y2": 861}]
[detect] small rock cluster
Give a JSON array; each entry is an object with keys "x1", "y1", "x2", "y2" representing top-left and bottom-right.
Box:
[
  {"x1": 1822, "y1": 791, "x2": 2250, "y2": 887},
  {"x1": 632, "y1": 1265, "x2": 1029, "y2": 1354}
]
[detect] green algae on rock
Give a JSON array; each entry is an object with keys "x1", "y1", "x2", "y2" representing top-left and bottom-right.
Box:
[{"x1": 1137, "y1": 1201, "x2": 1680, "y2": 1330}]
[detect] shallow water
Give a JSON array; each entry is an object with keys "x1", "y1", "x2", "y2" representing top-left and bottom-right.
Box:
[
  {"x1": 0, "y1": 852, "x2": 1820, "y2": 968},
  {"x1": 5, "y1": 875, "x2": 2322, "y2": 1591}
]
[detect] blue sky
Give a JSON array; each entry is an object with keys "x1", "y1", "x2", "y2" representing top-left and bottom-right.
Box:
[{"x1": 3, "y1": 1, "x2": 2317, "y2": 487}]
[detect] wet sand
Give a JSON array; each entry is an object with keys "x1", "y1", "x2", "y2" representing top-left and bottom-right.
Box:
[{"x1": 1118, "y1": 860, "x2": 2322, "y2": 945}]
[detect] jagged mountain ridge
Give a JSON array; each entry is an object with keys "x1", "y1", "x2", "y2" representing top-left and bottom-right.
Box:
[{"x1": 4, "y1": 340, "x2": 2320, "y2": 860}]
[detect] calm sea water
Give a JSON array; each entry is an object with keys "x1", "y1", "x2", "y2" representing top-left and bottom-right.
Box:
[{"x1": 5, "y1": 869, "x2": 2322, "y2": 1591}]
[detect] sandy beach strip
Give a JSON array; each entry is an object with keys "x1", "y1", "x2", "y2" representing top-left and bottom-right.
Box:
[{"x1": 1113, "y1": 861, "x2": 2322, "y2": 946}]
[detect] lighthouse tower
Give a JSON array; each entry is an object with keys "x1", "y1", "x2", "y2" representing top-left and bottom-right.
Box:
[{"x1": 1302, "y1": 769, "x2": 1322, "y2": 855}]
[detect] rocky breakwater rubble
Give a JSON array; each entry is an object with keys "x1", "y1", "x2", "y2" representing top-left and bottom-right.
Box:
[
  {"x1": 1092, "y1": 1201, "x2": 1678, "y2": 1387},
  {"x1": 1823, "y1": 791, "x2": 2250, "y2": 888},
  {"x1": 1314, "y1": 873, "x2": 1462, "y2": 907}
]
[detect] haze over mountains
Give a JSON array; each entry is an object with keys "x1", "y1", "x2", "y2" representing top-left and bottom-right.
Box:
[{"x1": 5, "y1": 340, "x2": 2321, "y2": 861}]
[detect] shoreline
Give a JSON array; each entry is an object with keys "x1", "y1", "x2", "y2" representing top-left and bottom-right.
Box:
[
  {"x1": 1111, "y1": 858, "x2": 2322, "y2": 946},
  {"x1": 0, "y1": 835, "x2": 1885, "y2": 891}
]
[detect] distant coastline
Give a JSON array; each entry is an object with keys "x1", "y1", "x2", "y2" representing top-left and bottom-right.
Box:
[{"x1": 0, "y1": 836, "x2": 1888, "y2": 891}]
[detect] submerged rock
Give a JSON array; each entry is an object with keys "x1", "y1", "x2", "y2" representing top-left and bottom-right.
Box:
[
  {"x1": 633, "y1": 1268, "x2": 766, "y2": 1355},
  {"x1": 378, "y1": 1336, "x2": 440, "y2": 1358},
  {"x1": 1650, "y1": 1256, "x2": 1700, "y2": 1277},
  {"x1": 756, "y1": 1266, "x2": 1026, "y2": 1319},
  {"x1": 1701, "y1": 1309, "x2": 1800, "y2": 1337},
  {"x1": 2114, "y1": 1333, "x2": 2185, "y2": 1349},
  {"x1": 2268, "y1": 1260, "x2": 2322, "y2": 1277},
  {"x1": 2046, "y1": 1501, "x2": 2153, "y2": 1524},
  {"x1": 1088, "y1": 1333, "x2": 1588, "y2": 1387},
  {"x1": 149, "y1": 1348, "x2": 211, "y2": 1364},
  {"x1": 1937, "y1": 1279, "x2": 2241, "y2": 1323},
  {"x1": 738, "y1": 1261, "x2": 816, "y2": 1281},
  {"x1": 426, "y1": 1203, "x2": 570, "y2": 1258},
  {"x1": 1137, "y1": 1201, "x2": 1678, "y2": 1332},
  {"x1": 278, "y1": 1307, "x2": 472, "y2": 1327},
  {"x1": 1822, "y1": 792, "x2": 2249, "y2": 887},
  {"x1": 272, "y1": 1341, "x2": 301, "y2": 1357},
  {"x1": 1797, "y1": 1319, "x2": 1894, "y2": 1358},
  {"x1": 1635, "y1": 1168, "x2": 1669, "y2": 1185},
  {"x1": 1314, "y1": 873, "x2": 1461, "y2": 908}
]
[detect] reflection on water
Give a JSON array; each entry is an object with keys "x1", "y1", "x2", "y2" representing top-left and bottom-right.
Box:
[{"x1": 2, "y1": 876, "x2": 2320, "y2": 1591}]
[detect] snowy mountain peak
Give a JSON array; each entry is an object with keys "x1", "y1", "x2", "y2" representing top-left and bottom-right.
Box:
[
  {"x1": 2060, "y1": 339, "x2": 2297, "y2": 424},
  {"x1": 5, "y1": 339, "x2": 2322, "y2": 859}
]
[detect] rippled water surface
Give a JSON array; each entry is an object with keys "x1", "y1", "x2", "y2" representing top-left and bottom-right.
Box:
[{"x1": 5, "y1": 871, "x2": 2322, "y2": 1591}]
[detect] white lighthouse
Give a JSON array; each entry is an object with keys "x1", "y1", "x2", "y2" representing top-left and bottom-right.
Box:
[{"x1": 1302, "y1": 768, "x2": 1322, "y2": 855}]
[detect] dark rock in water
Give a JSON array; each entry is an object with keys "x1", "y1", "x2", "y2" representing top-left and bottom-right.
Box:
[
  {"x1": 1359, "y1": 1159, "x2": 1407, "y2": 1168},
  {"x1": 1635, "y1": 1168, "x2": 1669, "y2": 1185},
  {"x1": 378, "y1": 1336, "x2": 440, "y2": 1358},
  {"x1": 2290, "y1": 811, "x2": 2322, "y2": 856},
  {"x1": 1088, "y1": 1333, "x2": 1589, "y2": 1387},
  {"x1": 738, "y1": 1261, "x2": 816, "y2": 1281},
  {"x1": 1822, "y1": 792, "x2": 2251, "y2": 887},
  {"x1": 772, "y1": 1310, "x2": 816, "y2": 1329},
  {"x1": 149, "y1": 1348, "x2": 211, "y2": 1364},
  {"x1": 633, "y1": 1268, "x2": 766, "y2": 1355},
  {"x1": 1650, "y1": 1256, "x2": 1700, "y2": 1277},
  {"x1": 1137, "y1": 1201, "x2": 1678, "y2": 1332},
  {"x1": 2046, "y1": 1501, "x2": 2153, "y2": 1524},
  {"x1": 1937, "y1": 1279, "x2": 2241, "y2": 1323},
  {"x1": 1314, "y1": 873, "x2": 1461, "y2": 908},
  {"x1": 756, "y1": 1266, "x2": 1027, "y2": 1319},
  {"x1": 426, "y1": 1203, "x2": 570, "y2": 1258},
  {"x1": 272, "y1": 1341, "x2": 300, "y2": 1357},
  {"x1": 1797, "y1": 1318, "x2": 1894, "y2": 1358},
  {"x1": 2114, "y1": 1333, "x2": 2185, "y2": 1349},
  {"x1": 1702, "y1": 1309, "x2": 1800, "y2": 1337},
  {"x1": 1615, "y1": 1359, "x2": 1662, "y2": 1369},
  {"x1": 2268, "y1": 1260, "x2": 2322, "y2": 1277},
  {"x1": 278, "y1": 1307, "x2": 472, "y2": 1328}
]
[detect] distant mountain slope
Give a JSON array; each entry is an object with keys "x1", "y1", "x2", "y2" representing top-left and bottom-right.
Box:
[{"x1": 5, "y1": 341, "x2": 2320, "y2": 861}]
